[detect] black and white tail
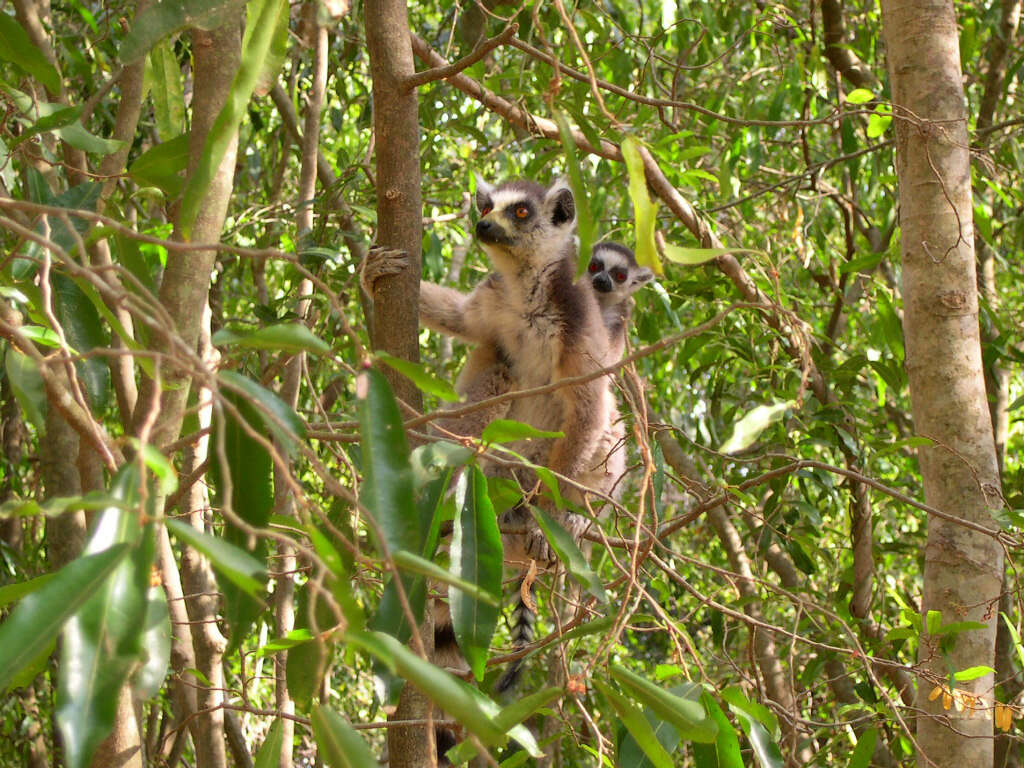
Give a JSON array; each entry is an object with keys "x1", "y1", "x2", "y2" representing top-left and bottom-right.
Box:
[{"x1": 494, "y1": 580, "x2": 537, "y2": 695}]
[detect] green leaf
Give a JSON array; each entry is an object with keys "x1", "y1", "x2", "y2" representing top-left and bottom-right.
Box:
[
  {"x1": 555, "y1": 111, "x2": 594, "y2": 276},
  {"x1": 0, "y1": 573, "x2": 56, "y2": 608},
  {"x1": 355, "y1": 367, "x2": 420, "y2": 558},
  {"x1": 718, "y1": 401, "x2": 794, "y2": 454},
  {"x1": 311, "y1": 705, "x2": 377, "y2": 768},
  {"x1": 847, "y1": 727, "x2": 877, "y2": 768},
  {"x1": 661, "y1": 244, "x2": 766, "y2": 265},
  {"x1": 410, "y1": 442, "x2": 473, "y2": 490},
  {"x1": 165, "y1": 518, "x2": 267, "y2": 599},
  {"x1": 481, "y1": 419, "x2": 563, "y2": 444},
  {"x1": 610, "y1": 665, "x2": 717, "y2": 743},
  {"x1": 451, "y1": 466, "x2": 503, "y2": 680},
  {"x1": 392, "y1": 550, "x2": 498, "y2": 607},
  {"x1": 127, "y1": 134, "x2": 188, "y2": 196},
  {"x1": 723, "y1": 689, "x2": 784, "y2": 768},
  {"x1": 529, "y1": 506, "x2": 607, "y2": 603},
  {"x1": 218, "y1": 369, "x2": 306, "y2": 451},
  {"x1": 926, "y1": 609, "x2": 942, "y2": 636},
  {"x1": 57, "y1": 465, "x2": 154, "y2": 768},
  {"x1": 0, "y1": 12, "x2": 61, "y2": 93},
  {"x1": 693, "y1": 692, "x2": 744, "y2": 768},
  {"x1": 178, "y1": 0, "x2": 288, "y2": 238},
  {"x1": 214, "y1": 323, "x2": 331, "y2": 356},
  {"x1": 594, "y1": 679, "x2": 673, "y2": 768},
  {"x1": 445, "y1": 687, "x2": 563, "y2": 764},
  {"x1": 845, "y1": 88, "x2": 875, "y2": 104},
  {"x1": 4, "y1": 348, "x2": 47, "y2": 430},
  {"x1": 148, "y1": 41, "x2": 186, "y2": 141},
  {"x1": 121, "y1": 0, "x2": 246, "y2": 63},
  {"x1": 953, "y1": 665, "x2": 995, "y2": 682},
  {"x1": 254, "y1": 718, "x2": 285, "y2": 768},
  {"x1": 131, "y1": 588, "x2": 171, "y2": 700},
  {"x1": 375, "y1": 350, "x2": 458, "y2": 402},
  {"x1": 346, "y1": 630, "x2": 506, "y2": 745},
  {"x1": 621, "y1": 135, "x2": 662, "y2": 276},
  {"x1": 9, "y1": 105, "x2": 82, "y2": 148},
  {"x1": 0, "y1": 545, "x2": 129, "y2": 691},
  {"x1": 51, "y1": 272, "x2": 111, "y2": 410},
  {"x1": 867, "y1": 109, "x2": 893, "y2": 138}
]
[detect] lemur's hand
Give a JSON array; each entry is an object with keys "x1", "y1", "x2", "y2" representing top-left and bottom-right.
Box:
[{"x1": 359, "y1": 246, "x2": 411, "y2": 299}]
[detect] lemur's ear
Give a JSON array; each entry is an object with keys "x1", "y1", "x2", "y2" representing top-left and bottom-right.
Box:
[
  {"x1": 474, "y1": 174, "x2": 495, "y2": 212},
  {"x1": 546, "y1": 178, "x2": 575, "y2": 226},
  {"x1": 633, "y1": 267, "x2": 655, "y2": 286}
]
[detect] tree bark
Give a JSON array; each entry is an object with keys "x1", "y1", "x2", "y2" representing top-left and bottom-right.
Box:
[
  {"x1": 879, "y1": 1, "x2": 1005, "y2": 766},
  {"x1": 364, "y1": 0, "x2": 423, "y2": 405},
  {"x1": 365, "y1": 3, "x2": 431, "y2": 766}
]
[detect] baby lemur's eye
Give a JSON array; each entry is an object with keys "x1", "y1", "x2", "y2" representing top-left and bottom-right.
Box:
[
  {"x1": 588, "y1": 260, "x2": 601, "y2": 274},
  {"x1": 480, "y1": 205, "x2": 493, "y2": 216},
  {"x1": 514, "y1": 204, "x2": 530, "y2": 219},
  {"x1": 611, "y1": 267, "x2": 628, "y2": 283}
]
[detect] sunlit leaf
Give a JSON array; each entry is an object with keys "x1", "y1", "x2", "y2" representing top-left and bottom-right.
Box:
[
  {"x1": 662, "y1": 244, "x2": 766, "y2": 265},
  {"x1": 555, "y1": 111, "x2": 595, "y2": 276},
  {"x1": 621, "y1": 135, "x2": 662, "y2": 275},
  {"x1": 214, "y1": 323, "x2": 331, "y2": 356},
  {"x1": 594, "y1": 678, "x2": 673, "y2": 768},
  {"x1": 254, "y1": 718, "x2": 285, "y2": 768},
  {"x1": 451, "y1": 466, "x2": 502, "y2": 680},
  {"x1": 0, "y1": 13, "x2": 61, "y2": 93},
  {"x1": 481, "y1": 419, "x2": 563, "y2": 444},
  {"x1": 178, "y1": 0, "x2": 288, "y2": 238},
  {"x1": 718, "y1": 401, "x2": 794, "y2": 454},
  {"x1": 847, "y1": 727, "x2": 877, "y2": 768},
  {"x1": 845, "y1": 88, "x2": 875, "y2": 104},
  {"x1": 131, "y1": 588, "x2": 171, "y2": 700},
  {"x1": 4, "y1": 348, "x2": 47, "y2": 430},
  {"x1": 0, "y1": 545, "x2": 129, "y2": 691},
  {"x1": 165, "y1": 518, "x2": 267, "y2": 599},
  {"x1": 445, "y1": 687, "x2": 562, "y2": 764},
  {"x1": 375, "y1": 350, "x2": 458, "y2": 401},
  {"x1": 610, "y1": 665, "x2": 717, "y2": 742},
  {"x1": 148, "y1": 41, "x2": 186, "y2": 141},
  {"x1": 392, "y1": 550, "x2": 498, "y2": 607}
]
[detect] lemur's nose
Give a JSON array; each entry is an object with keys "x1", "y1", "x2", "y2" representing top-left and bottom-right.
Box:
[{"x1": 476, "y1": 219, "x2": 495, "y2": 237}]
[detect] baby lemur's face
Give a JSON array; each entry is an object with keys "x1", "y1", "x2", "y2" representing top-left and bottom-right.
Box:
[
  {"x1": 474, "y1": 178, "x2": 576, "y2": 269},
  {"x1": 587, "y1": 242, "x2": 654, "y2": 307}
]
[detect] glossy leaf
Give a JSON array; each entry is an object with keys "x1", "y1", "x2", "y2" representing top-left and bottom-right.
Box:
[
  {"x1": 214, "y1": 323, "x2": 331, "y2": 356},
  {"x1": 346, "y1": 630, "x2": 506, "y2": 744},
  {"x1": 127, "y1": 134, "x2": 188, "y2": 196},
  {"x1": 0, "y1": 545, "x2": 129, "y2": 691},
  {"x1": 376, "y1": 350, "x2": 459, "y2": 401},
  {"x1": 661, "y1": 244, "x2": 766, "y2": 265},
  {"x1": 0, "y1": 573, "x2": 55, "y2": 608},
  {"x1": 311, "y1": 705, "x2": 377, "y2": 768},
  {"x1": 121, "y1": 0, "x2": 245, "y2": 63},
  {"x1": 594, "y1": 678, "x2": 673, "y2": 768},
  {"x1": 165, "y1": 518, "x2": 267, "y2": 600},
  {"x1": 718, "y1": 401, "x2": 794, "y2": 454},
  {"x1": 219, "y1": 369, "x2": 306, "y2": 450},
  {"x1": 621, "y1": 135, "x2": 662, "y2": 275},
  {"x1": 446, "y1": 687, "x2": 562, "y2": 764},
  {"x1": 57, "y1": 465, "x2": 154, "y2": 768},
  {"x1": 845, "y1": 88, "x2": 875, "y2": 104},
  {"x1": 691, "y1": 692, "x2": 744, "y2": 768},
  {"x1": 131, "y1": 588, "x2": 172, "y2": 700},
  {"x1": 555, "y1": 111, "x2": 595, "y2": 276},
  {"x1": 4, "y1": 348, "x2": 47, "y2": 430},
  {"x1": 610, "y1": 666, "x2": 717, "y2": 742},
  {"x1": 254, "y1": 718, "x2": 284, "y2": 768},
  {"x1": 178, "y1": 0, "x2": 288, "y2": 238},
  {"x1": 529, "y1": 506, "x2": 607, "y2": 603},
  {"x1": 723, "y1": 688, "x2": 784, "y2": 768},
  {"x1": 481, "y1": 419, "x2": 563, "y2": 444},
  {"x1": 848, "y1": 728, "x2": 878, "y2": 768},
  {"x1": 51, "y1": 272, "x2": 111, "y2": 410},
  {"x1": 355, "y1": 366, "x2": 420, "y2": 558},
  {"x1": 148, "y1": 41, "x2": 186, "y2": 141},
  {"x1": 0, "y1": 13, "x2": 61, "y2": 93},
  {"x1": 451, "y1": 466, "x2": 503, "y2": 680}
]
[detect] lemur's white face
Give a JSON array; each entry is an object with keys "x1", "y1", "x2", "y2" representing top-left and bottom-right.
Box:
[
  {"x1": 587, "y1": 244, "x2": 655, "y2": 306},
  {"x1": 474, "y1": 178, "x2": 576, "y2": 271}
]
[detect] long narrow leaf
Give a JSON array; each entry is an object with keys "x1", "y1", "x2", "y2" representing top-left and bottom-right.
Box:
[
  {"x1": 451, "y1": 466, "x2": 503, "y2": 680},
  {"x1": 0, "y1": 545, "x2": 129, "y2": 691},
  {"x1": 594, "y1": 679, "x2": 673, "y2": 768},
  {"x1": 529, "y1": 506, "x2": 607, "y2": 603},
  {"x1": 311, "y1": 705, "x2": 377, "y2": 768},
  {"x1": 165, "y1": 518, "x2": 267, "y2": 599},
  {"x1": 610, "y1": 665, "x2": 717, "y2": 742}
]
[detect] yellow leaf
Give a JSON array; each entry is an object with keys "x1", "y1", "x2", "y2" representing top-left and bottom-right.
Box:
[
  {"x1": 996, "y1": 704, "x2": 1014, "y2": 732},
  {"x1": 942, "y1": 691, "x2": 953, "y2": 710},
  {"x1": 621, "y1": 136, "x2": 662, "y2": 276},
  {"x1": 929, "y1": 685, "x2": 943, "y2": 702}
]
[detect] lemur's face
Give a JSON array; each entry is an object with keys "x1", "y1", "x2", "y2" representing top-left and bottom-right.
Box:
[
  {"x1": 474, "y1": 178, "x2": 576, "y2": 268},
  {"x1": 587, "y1": 243, "x2": 654, "y2": 306}
]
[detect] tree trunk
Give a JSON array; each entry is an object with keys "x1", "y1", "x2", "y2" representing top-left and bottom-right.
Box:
[
  {"x1": 879, "y1": 2, "x2": 1005, "y2": 766},
  {"x1": 365, "y1": 3, "x2": 431, "y2": 766}
]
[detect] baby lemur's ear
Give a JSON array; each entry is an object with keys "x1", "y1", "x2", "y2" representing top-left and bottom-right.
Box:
[
  {"x1": 545, "y1": 178, "x2": 575, "y2": 227},
  {"x1": 633, "y1": 266, "x2": 655, "y2": 286},
  {"x1": 474, "y1": 174, "x2": 495, "y2": 213}
]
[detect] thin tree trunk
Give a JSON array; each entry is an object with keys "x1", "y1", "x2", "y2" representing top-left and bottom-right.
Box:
[
  {"x1": 879, "y1": 1, "x2": 1005, "y2": 766},
  {"x1": 365, "y1": 3, "x2": 430, "y2": 766}
]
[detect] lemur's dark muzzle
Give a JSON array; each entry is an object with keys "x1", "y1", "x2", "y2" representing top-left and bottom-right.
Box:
[{"x1": 593, "y1": 274, "x2": 613, "y2": 292}]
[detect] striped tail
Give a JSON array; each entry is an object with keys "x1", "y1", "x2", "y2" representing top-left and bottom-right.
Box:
[{"x1": 494, "y1": 580, "x2": 537, "y2": 695}]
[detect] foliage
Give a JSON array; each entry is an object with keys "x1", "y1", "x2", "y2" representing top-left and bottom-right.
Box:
[{"x1": 0, "y1": 0, "x2": 1021, "y2": 766}]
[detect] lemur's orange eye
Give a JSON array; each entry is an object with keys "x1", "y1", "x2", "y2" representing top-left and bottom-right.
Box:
[
  {"x1": 515, "y1": 205, "x2": 530, "y2": 219},
  {"x1": 480, "y1": 205, "x2": 492, "y2": 216}
]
